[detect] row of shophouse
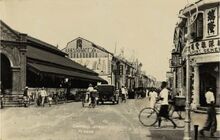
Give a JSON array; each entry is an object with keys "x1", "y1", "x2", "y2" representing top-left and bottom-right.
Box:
[
  {"x1": 0, "y1": 20, "x2": 156, "y2": 106},
  {"x1": 62, "y1": 37, "x2": 156, "y2": 90},
  {"x1": 168, "y1": 0, "x2": 220, "y2": 111}
]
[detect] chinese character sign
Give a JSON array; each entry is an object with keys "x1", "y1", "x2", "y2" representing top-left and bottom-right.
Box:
[
  {"x1": 189, "y1": 38, "x2": 220, "y2": 55},
  {"x1": 205, "y1": 7, "x2": 218, "y2": 37}
]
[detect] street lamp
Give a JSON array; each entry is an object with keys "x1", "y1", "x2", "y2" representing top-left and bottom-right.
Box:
[
  {"x1": 178, "y1": 17, "x2": 191, "y2": 140},
  {"x1": 179, "y1": 4, "x2": 198, "y2": 140}
]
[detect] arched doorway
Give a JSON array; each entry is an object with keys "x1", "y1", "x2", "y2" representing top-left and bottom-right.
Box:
[{"x1": 0, "y1": 53, "x2": 12, "y2": 92}]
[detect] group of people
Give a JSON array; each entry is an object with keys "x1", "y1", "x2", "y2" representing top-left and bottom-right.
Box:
[
  {"x1": 148, "y1": 81, "x2": 217, "y2": 137},
  {"x1": 23, "y1": 87, "x2": 53, "y2": 107}
]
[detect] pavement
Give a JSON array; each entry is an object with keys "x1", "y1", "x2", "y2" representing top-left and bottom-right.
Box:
[{"x1": 0, "y1": 98, "x2": 219, "y2": 140}]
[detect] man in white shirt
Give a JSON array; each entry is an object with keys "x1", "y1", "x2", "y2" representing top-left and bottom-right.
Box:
[
  {"x1": 205, "y1": 90, "x2": 215, "y2": 104},
  {"x1": 157, "y1": 81, "x2": 177, "y2": 128},
  {"x1": 200, "y1": 88, "x2": 217, "y2": 137},
  {"x1": 40, "y1": 87, "x2": 47, "y2": 107},
  {"x1": 148, "y1": 88, "x2": 158, "y2": 109},
  {"x1": 86, "y1": 84, "x2": 94, "y2": 103},
  {"x1": 121, "y1": 86, "x2": 126, "y2": 103}
]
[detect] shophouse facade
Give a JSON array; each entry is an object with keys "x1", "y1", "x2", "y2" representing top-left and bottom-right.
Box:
[
  {"x1": 170, "y1": 0, "x2": 220, "y2": 109},
  {"x1": 112, "y1": 56, "x2": 136, "y2": 90},
  {"x1": 63, "y1": 37, "x2": 114, "y2": 85}
]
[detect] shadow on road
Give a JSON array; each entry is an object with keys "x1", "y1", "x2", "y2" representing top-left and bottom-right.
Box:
[{"x1": 147, "y1": 130, "x2": 220, "y2": 140}]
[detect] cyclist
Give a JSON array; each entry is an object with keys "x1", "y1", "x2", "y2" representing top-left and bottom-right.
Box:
[{"x1": 157, "y1": 81, "x2": 177, "y2": 129}]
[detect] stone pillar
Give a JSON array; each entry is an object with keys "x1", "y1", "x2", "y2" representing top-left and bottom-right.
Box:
[
  {"x1": 193, "y1": 64, "x2": 200, "y2": 107},
  {"x1": 181, "y1": 66, "x2": 185, "y2": 96},
  {"x1": 173, "y1": 69, "x2": 177, "y2": 95},
  {"x1": 11, "y1": 67, "x2": 21, "y2": 94},
  {"x1": 20, "y1": 48, "x2": 27, "y2": 91}
]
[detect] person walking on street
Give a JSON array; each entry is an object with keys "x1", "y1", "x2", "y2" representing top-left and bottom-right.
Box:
[
  {"x1": 200, "y1": 87, "x2": 217, "y2": 137},
  {"x1": 148, "y1": 87, "x2": 158, "y2": 109},
  {"x1": 86, "y1": 84, "x2": 94, "y2": 104},
  {"x1": 40, "y1": 87, "x2": 47, "y2": 107},
  {"x1": 23, "y1": 86, "x2": 29, "y2": 107},
  {"x1": 157, "y1": 81, "x2": 177, "y2": 129},
  {"x1": 121, "y1": 86, "x2": 126, "y2": 103},
  {"x1": 90, "y1": 86, "x2": 97, "y2": 108},
  {"x1": 48, "y1": 94, "x2": 53, "y2": 107}
]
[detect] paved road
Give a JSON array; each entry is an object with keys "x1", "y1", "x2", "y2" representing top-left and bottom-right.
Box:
[{"x1": 0, "y1": 99, "x2": 219, "y2": 140}]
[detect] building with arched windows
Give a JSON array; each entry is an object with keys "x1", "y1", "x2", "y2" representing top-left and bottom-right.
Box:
[{"x1": 0, "y1": 21, "x2": 106, "y2": 106}]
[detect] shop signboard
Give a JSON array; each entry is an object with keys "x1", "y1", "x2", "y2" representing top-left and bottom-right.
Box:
[
  {"x1": 189, "y1": 38, "x2": 220, "y2": 55},
  {"x1": 205, "y1": 7, "x2": 218, "y2": 37}
]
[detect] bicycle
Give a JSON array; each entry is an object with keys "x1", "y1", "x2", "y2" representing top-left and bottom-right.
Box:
[{"x1": 138, "y1": 99, "x2": 185, "y2": 128}]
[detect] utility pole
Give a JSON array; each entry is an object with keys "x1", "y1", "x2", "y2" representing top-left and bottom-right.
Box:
[
  {"x1": 178, "y1": 3, "x2": 198, "y2": 140},
  {"x1": 184, "y1": 39, "x2": 191, "y2": 140}
]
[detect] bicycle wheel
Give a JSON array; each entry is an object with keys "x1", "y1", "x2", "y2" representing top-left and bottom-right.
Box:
[{"x1": 139, "y1": 107, "x2": 158, "y2": 127}]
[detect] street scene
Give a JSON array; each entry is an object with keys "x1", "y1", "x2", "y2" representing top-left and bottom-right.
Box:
[
  {"x1": 1, "y1": 99, "x2": 218, "y2": 140},
  {"x1": 0, "y1": 0, "x2": 220, "y2": 140}
]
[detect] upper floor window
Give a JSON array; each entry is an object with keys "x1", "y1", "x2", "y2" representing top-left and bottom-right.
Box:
[
  {"x1": 190, "y1": 13, "x2": 203, "y2": 41},
  {"x1": 76, "y1": 39, "x2": 82, "y2": 49}
]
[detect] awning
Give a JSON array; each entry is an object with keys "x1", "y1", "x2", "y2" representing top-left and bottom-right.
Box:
[{"x1": 27, "y1": 62, "x2": 107, "y2": 83}]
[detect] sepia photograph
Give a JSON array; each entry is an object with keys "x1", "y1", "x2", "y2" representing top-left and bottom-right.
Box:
[{"x1": 0, "y1": 0, "x2": 220, "y2": 139}]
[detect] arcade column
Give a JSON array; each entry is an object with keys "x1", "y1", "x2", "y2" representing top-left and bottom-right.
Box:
[
  {"x1": 192, "y1": 64, "x2": 200, "y2": 107},
  {"x1": 11, "y1": 66, "x2": 21, "y2": 94}
]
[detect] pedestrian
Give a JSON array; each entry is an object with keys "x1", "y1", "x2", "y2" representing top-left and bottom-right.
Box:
[
  {"x1": 23, "y1": 86, "x2": 29, "y2": 107},
  {"x1": 86, "y1": 84, "x2": 94, "y2": 104},
  {"x1": 40, "y1": 87, "x2": 47, "y2": 107},
  {"x1": 148, "y1": 87, "x2": 158, "y2": 109},
  {"x1": 35, "y1": 88, "x2": 40, "y2": 106},
  {"x1": 90, "y1": 86, "x2": 97, "y2": 108},
  {"x1": 121, "y1": 86, "x2": 126, "y2": 103},
  {"x1": 157, "y1": 81, "x2": 177, "y2": 129},
  {"x1": 199, "y1": 87, "x2": 217, "y2": 137},
  {"x1": 48, "y1": 94, "x2": 53, "y2": 107}
]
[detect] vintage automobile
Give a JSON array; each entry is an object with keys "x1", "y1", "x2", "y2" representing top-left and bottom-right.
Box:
[{"x1": 97, "y1": 84, "x2": 119, "y2": 105}]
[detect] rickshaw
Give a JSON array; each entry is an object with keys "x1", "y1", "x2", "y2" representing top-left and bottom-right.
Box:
[{"x1": 82, "y1": 90, "x2": 98, "y2": 108}]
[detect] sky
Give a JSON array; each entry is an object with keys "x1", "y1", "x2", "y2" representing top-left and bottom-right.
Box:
[{"x1": 0, "y1": 0, "x2": 198, "y2": 81}]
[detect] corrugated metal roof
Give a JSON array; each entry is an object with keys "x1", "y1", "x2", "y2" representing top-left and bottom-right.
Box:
[{"x1": 27, "y1": 45, "x2": 98, "y2": 75}]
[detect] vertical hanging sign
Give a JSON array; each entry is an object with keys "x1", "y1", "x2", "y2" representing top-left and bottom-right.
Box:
[{"x1": 205, "y1": 7, "x2": 218, "y2": 37}]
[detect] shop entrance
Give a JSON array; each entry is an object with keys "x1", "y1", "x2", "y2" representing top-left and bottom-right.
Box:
[
  {"x1": 0, "y1": 53, "x2": 12, "y2": 92},
  {"x1": 199, "y1": 62, "x2": 219, "y2": 107}
]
